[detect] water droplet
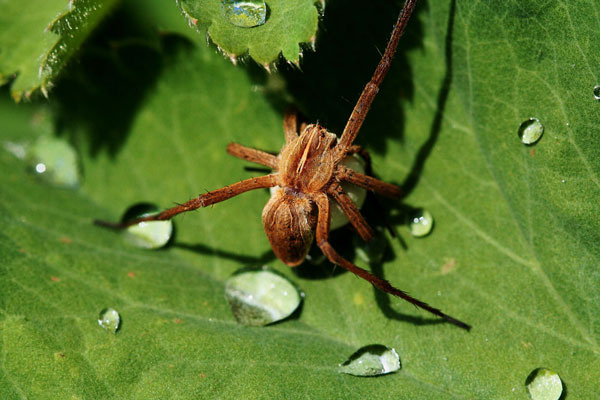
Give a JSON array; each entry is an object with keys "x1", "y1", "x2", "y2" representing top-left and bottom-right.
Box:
[
  {"x1": 409, "y1": 209, "x2": 434, "y2": 237},
  {"x1": 518, "y1": 118, "x2": 544, "y2": 145},
  {"x1": 3, "y1": 141, "x2": 27, "y2": 159},
  {"x1": 525, "y1": 368, "x2": 563, "y2": 400},
  {"x1": 338, "y1": 344, "x2": 401, "y2": 377},
  {"x1": 225, "y1": 267, "x2": 302, "y2": 326},
  {"x1": 122, "y1": 203, "x2": 173, "y2": 249},
  {"x1": 354, "y1": 227, "x2": 387, "y2": 264},
  {"x1": 593, "y1": 85, "x2": 600, "y2": 100},
  {"x1": 27, "y1": 134, "x2": 80, "y2": 187},
  {"x1": 222, "y1": 0, "x2": 268, "y2": 28},
  {"x1": 98, "y1": 308, "x2": 120, "y2": 333}
]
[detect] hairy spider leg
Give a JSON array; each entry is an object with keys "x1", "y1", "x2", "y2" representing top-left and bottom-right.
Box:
[
  {"x1": 334, "y1": 0, "x2": 418, "y2": 161},
  {"x1": 327, "y1": 182, "x2": 375, "y2": 241},
  {"x1": 335, "y1": 165, "x2": 402, "y2": 198},
  {"x1": 312, "y1": 192, "x2": 471, "y2": 330},
  {"x1": 226, "y1": 143, "x2": 279, "y2": 169},
  {"x1": 94, "y1": 174, "x2": 279, "y2": 229}
]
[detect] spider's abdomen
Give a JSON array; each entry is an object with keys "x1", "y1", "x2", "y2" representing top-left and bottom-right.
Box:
[
  {"x1": 279, "y1": 124, "x2": 337, "y2": 193},
  {"x1": 262, "y1": 188, "x2": 317, "y2": 266}
]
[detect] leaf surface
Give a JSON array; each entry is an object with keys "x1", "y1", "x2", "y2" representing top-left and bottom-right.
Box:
[{"x1": 1, "y1": 0, "x2": 599, "y2": 398}]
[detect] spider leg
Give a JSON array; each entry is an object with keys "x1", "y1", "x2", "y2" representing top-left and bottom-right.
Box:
[
  {"x1": 95, "y1": 174, "x2": 279, "y2": 229},
  {"x1": 335, "y1": 0, "x2": 418, "y2": 161},
  {"x1": 335, "y1": 165, "x2": 402, "y2": 198},
  {"x1": 227, "y1": 142, "x2": 278, "y2": 169},
  {"x1": 327, "y1": 182, "x2": 374, "y2": 242},
  {"x1": 283, "y1": 106, "x2": 300, "y2": 144},
  {"x1": 312, "y1": 192, "x2": 470, "y2": 330}
]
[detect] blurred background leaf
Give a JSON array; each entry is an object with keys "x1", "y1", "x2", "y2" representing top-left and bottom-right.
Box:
[{"x1": 0, "y1": 0, "x2": 120, "y2": 99}]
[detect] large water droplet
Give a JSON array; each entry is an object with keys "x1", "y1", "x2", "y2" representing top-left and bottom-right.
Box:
[
  {"x1": 525, "y1": 368, "x2": 563, "y2": 400},
  {"x1": 222, "y1": 0, "x2": 268, "y2": 28},
  {"x1": 98, "y1": 308, "x2": 120, "y2": 333},
  {"x1": 409, "y1": 209, "x2": 434, "y2": 237},
  {"x1": 225, "y1": 267, "x2": 302, "y2": 326},
  {"x1": 27, "y1": 134, "x2": 80, "y2": 187},
  {"x1": 518, "y1": 118, "x2": 544, "y2": 145},
  {"x1": 122, "y1": 203, "x2": 173, "y2": 249},
  {"x1": 593, "y1": 85, "x2": 600, "y2": 100},
  {"x1": 338, "y1": 344, "x2": 401, "y2": 377}
]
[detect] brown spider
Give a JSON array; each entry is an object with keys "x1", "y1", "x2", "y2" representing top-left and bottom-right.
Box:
[{"x1": 97, "y1": 0, "x2": 469, "y2": 330}]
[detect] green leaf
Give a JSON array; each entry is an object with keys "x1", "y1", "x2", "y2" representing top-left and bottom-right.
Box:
[
  {"x1": 0, "y1": 0, "x2": 119, "y2": 100},
  {"x1": 1, "y1": 0, "x2": 599, "y2": 398},
  {"x1": 177, "y1": 0, "x2": 320, "y2": 65}
]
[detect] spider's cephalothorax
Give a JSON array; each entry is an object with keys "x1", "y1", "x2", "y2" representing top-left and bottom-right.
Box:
[
  {"x1": 96, "y1": 0, "x2": 470, "y2": 330},
  {"x1": 279, "y1": 124, "x2": 337, "y2": 192}
]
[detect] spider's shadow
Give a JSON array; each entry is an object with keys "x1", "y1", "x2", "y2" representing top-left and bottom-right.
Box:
[{"x1": 50, "y1": 4, "x2": 171, "y2": 158}]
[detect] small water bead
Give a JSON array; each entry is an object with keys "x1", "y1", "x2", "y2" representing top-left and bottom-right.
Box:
[
  {"x1": 98, "y1": 308, "x2": 120, "y2": 333},
  {"x1": 593, "y1": 85, "x2": 600, "y2": 100},
  {"x1": 525, "y1": 368, "x2": 563, "y2": 400},
  {"x1": 222, "y1": 0, "x2": 267, "y2": 28},
  {"x1": 518, "y1": 118, "x2": 544, "y2": 145},
  {"x1": 409, "y1": 209, "x2": 434, "y2": 237},
  {"x1": 338, "y1": 344, "x2": 401, "y2": 377},
  {"x1": 122, "y1": 203, "x2": 173, "y2": 249},
  {"x1": 28, "y1": 134, "x2": 80, "y2": 187},
  {"x1": 225, "y1": 267, "x2": 302, "y2": 326}
]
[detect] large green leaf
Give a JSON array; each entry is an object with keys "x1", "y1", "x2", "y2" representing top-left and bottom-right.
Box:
[{"x1": 1, "y1": 0, "x2": 598, "y2": 398}]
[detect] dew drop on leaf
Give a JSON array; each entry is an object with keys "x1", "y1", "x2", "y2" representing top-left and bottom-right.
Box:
[
  {"x1": 225, "y1": 267, "x2": 302, "y2": 326},
  {"x1": 354, "y1": 226, "x2": 387, "y2": 264},
  {"x1": 122, "y1": 203, "x2": 173, "y2": 249},
  {"x1": 409, "y1": 209, "x2": 434, "y2": 237},
  {"x1": 338, "y1": 344, "x2": 401, "y2": 377},
  {"x1": 27, "y1": 134, "x2": 80, "y2": 188},
  {"x1": 222, "y1": 0, "x2": 268, "y2": 28},
  {"x1": 518, "y1": 118, "x2": 544, "y2": 145},
  {"x1": 525, "y1": 368, "x2": 563, "y2": 400},
  {"x1": 593, "y1": 85, "x2": 600, "y2": 100},
  {"x1": 98, "y1": 308, "x2": 120, "y2": 333}
]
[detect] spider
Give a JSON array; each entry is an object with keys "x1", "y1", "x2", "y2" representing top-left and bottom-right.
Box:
[{"x1": 97, "y1": 0, "x2": 470, "y2": 330}]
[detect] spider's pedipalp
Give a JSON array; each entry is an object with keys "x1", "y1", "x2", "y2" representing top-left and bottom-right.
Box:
[{"x1": 283, "y1": 107, "x2": 300, "y2": 144}]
